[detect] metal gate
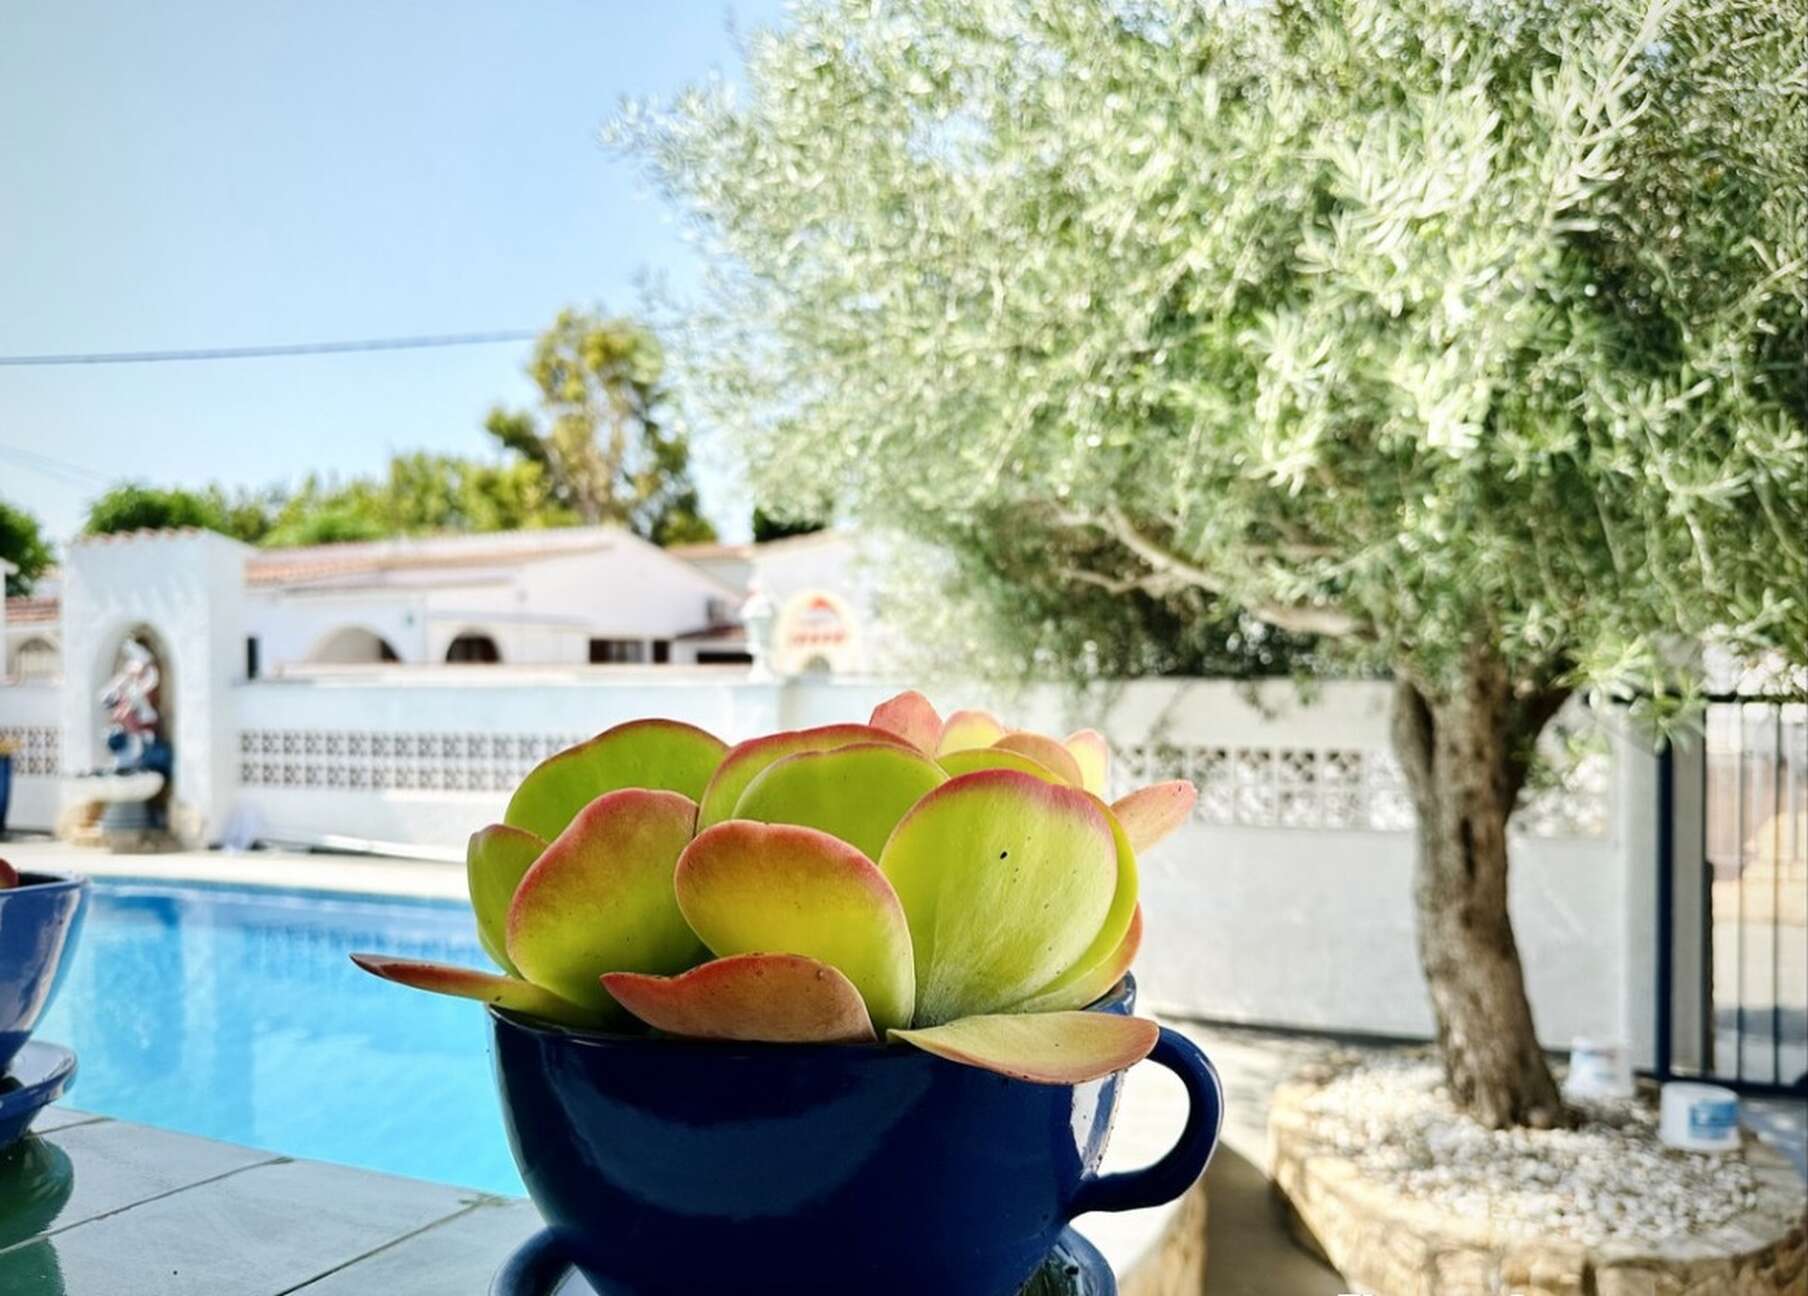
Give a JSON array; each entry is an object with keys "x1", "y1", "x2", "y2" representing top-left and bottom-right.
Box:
[{"x1": 1656, "y1": 695, "x2": 1808, "y2": 1095}]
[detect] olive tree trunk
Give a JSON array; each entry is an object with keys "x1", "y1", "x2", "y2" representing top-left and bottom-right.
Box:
[{"x1": 1389, "y1": 652, "x2": 1572, "y2": 1129}]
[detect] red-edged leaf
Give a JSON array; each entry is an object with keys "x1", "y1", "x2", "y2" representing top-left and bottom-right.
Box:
[
  {"x1": 349, "y1": 954, "x2": 606, "y2": 1029},
  {"x1": 675, "y1": 820, "x2": 915, "y2": 1030},
  {"x1": 868, "y1": 690, "x2": 943, "y2": 754},
  {"x1": 890, "y1": 1011, "x2": 1159, "y2": 1085},
  {"x1": 603, "y1": 953, "x2": 876, "y2": 1044},
  {"x1": 1065, "y1": 730, "x2": 1111, "y2": 797},
  {"x1": 1112, "y1": 781, "x2": 1198, "y2": 852},
  {"x1": 935, "y1": 709, "x2": 1006, "y2": 756},
  {"x1": 697, "y1": 723, "x2": 916, "y2": 828},
  {"x1": 506, "y1": 789, "x2": 705, "y2": 1012},
  {"x1": 991, "y1": 732, "x2": 1085, "y2": 786},
  {"x1": 503, "y1": 718, "x2": 726, "y2": 840}
]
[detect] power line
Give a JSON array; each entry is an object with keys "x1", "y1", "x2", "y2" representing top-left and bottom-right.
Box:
[
  {"x1": 0, "y1": 441, "x2": 112, "y2": 488},
  {"x1": 0, "y1": 329, "x2": 538, "y2": 368}
]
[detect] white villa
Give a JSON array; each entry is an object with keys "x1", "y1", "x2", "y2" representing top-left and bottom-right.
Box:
[{"x1": 3, "y1": 524, "x2": 870, "y2": 683}]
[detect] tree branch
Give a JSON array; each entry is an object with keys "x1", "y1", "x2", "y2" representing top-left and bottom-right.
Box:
[{"x1": 1097, "y1": 504, "x2": 1367, "y2": 638}]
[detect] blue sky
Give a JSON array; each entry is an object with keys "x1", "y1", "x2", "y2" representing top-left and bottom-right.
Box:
[{"x1": 0, "y1": 0, "x2": 788, "y2": 546}]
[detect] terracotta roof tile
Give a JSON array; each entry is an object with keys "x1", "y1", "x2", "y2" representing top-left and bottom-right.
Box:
[{"x1": 3, "y1": 596, "x2": 59, "y2": 625}]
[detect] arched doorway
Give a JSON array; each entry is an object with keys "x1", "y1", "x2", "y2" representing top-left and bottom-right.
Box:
[
  {"x1": 308, "y1": 626, "x2": 401, "y2": 664},
  {"x1": 445, "y1": 632, "x2": 502, "y2": 664}
]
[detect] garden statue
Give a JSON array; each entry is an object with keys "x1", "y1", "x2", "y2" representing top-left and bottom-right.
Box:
[
  {"x1": 99, "y1": 638, "x2": 161, "y2": 770},
  {"x1": 65, "y1": 636, "x2": 174, "y2": 848}
]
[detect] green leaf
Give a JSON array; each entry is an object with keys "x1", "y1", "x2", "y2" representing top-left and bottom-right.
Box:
[
  {"x1": 675, "y1": 820, "x2": 916, "y2": 1030},
  {"x1": 733, "y1": 741, "x2": 947, "y2": 865},
  {"x1": 604, "y1": 953, "x2": 876, "y2": 1043},
  {"x1": 696, "y1": 722, "x2": 916, "y2": 828},
  {"x1": 348, "y1": 954, "x2": 608, "y2": 1030},
  {"x1": 504, "y1": 718, "x2": 726, "y2": 841},
  {"x1": 506, "y1": 788, "x2": 706, "y2": 1013},
  {"x1": 934, "y1": 709, "x2": 1005, "y2": 756},
  {"x1": 465, "y1": 823, "x2": 545, "y2": 975},
  {"x1": 890, "y1": 1011, "x2": 1159, "y2": 1085},
  {"x1": 937, "y1": 746, "x2": 1068, "y2": 784},
  {"x1": 1006, "y1": 806, "x2": 1139, "y2": 1013},
  {"x1": 1011, "y1": 906, "x2": 1143, "y2": 1015},
  {"x1": 879, "y1": 770, "x2": 1119, "y2": 1025}
]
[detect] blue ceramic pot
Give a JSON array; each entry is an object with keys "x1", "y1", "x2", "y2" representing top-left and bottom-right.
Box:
[
  {"x1": 0, "y1": 873, "x2": 89, "y2": 1075},
  {"x1": 491, "y1": 977, "x2": 1222, "y2": 1296}
]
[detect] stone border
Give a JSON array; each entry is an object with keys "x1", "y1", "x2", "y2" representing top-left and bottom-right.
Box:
[{"x1": 1269, "y1": 1073, "x2": 1805, "y2": 1296}]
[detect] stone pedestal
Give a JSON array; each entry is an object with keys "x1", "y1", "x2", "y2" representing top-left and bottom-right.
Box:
[{"x1": 1269, "y1": 1074, "x2": 1805, "y2": 1296}]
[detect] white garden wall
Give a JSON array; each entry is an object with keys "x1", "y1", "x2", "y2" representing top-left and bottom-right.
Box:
[{"x1": 0, "y1": 680, "x2": 61, "y2": 830}]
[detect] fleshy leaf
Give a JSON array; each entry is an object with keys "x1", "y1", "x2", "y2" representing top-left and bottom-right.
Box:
[
  {"x1": 675, "y1": 821, "x2": 916, "y2": 1030},
  {"x1": 1011, "y1": 906, "x2": 1143, "y2": 1014},
  {"x1": 697, "y1": 723, "x2": 915, "y2": 829},
  {"x1": 937, "y1": 747, "x2": 1067, "y2": 784},
  {"x1": 890, "y1": 1012, "x2": 1159, "y2": 1085},
  {"x1": 504, "y1": 719, "x2": 726, "y2": 841},
  {"x1": 734, "y1": 742, "x2": 947, "y2": 865},
  {"x1": 603, "y1": 953, "x2": 876, "y2": 1044},
  {"x1": 1112, "y1": 781, "x2": 1199, "y2": 852},
  {"x1": 0, "y1": 858, "x2": 17, "y2": 889},
  {"x1": 868, "y1": 690, "x2": 943, "y2": 754},
  {"x1": 1065, "y1": 730, "x2": 1111, "y2": 797},
  {"x1": 1007, "y1": 806, "x2": 1139, "y2": 1011},
  {"x1": 991, "y1": 732, "x2": 1085, "y2": 786},
  {"x1": 349, "y1": 954, "x2": 607, "y2": 1030},
  {"x1": 466, "y1": 823, "x2": 545, "y2": 975},
  {"x1": 507, "y1": 789, "x2": 706, "y2": 1012},
  {"x1": 934, "y1": 708, "x2": 1006, "y2": 756},
  {"x1": 880, "y1": 770, "x2": 1118, "y2": 1025}
]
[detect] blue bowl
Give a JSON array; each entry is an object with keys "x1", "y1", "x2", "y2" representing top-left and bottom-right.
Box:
[
  {"x1": 491, "y1": 977, "x2": 1222, "y2": 1296},
  {"x1": 0, "y1": 873, "x2": 89, "y2": 1075},
  {"x1": 0, "y1": 1041, "x2": 77, "y2": 1151}
]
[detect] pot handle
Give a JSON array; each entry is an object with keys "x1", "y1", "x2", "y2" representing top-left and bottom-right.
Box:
[{"x1": 1069, "y1": 1026, "x2": 1223, "y2": 1216}]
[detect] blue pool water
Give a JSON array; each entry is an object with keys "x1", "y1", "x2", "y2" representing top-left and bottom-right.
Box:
[{"x1": 35, "y1": 878, "x2": 526, "y2": 1196}]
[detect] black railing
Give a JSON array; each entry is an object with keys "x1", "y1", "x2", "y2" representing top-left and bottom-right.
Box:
[{"x1": 1660, "y1": 693, "x2": 1808, "y2": 1096}]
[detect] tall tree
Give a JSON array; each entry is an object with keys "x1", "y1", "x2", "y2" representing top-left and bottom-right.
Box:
[
  {"x1": 0, "y1": 499, "x2": 52, "y2": 597},
  {"x1": 629, "y1": 0, "x2": 1808, "y2": 1126},
  {"x1": 485, "y1": 309, "x2": 717, "y2": 545},
  {"x1": 261, "y1": 454, "x2": 573, "y2": 547}
]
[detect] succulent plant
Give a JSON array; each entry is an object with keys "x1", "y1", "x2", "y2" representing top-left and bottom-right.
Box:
[{"x1": 352, "y1": 692, "x2": 1197, "y2": 1083}]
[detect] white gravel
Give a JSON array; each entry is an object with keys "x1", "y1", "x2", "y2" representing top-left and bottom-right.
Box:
[{"x1": 1297, "y1": 1057, "x2": 1762, "y2": 1246}]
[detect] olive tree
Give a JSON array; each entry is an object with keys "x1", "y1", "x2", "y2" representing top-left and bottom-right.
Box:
[{"x1": 624, "y1": 0, "x2": 1807, "y2": 1126}]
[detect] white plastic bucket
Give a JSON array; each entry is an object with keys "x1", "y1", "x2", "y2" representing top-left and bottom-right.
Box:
[
  {"x1": 1658, "y1": 1082, "x2": 1741, "y2": 1152},
  {"x1": 1564, "y1": 1038, "x2": 1634, "y2": 1100}
]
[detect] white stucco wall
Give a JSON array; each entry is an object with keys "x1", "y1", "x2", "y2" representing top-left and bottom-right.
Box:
[{"x1": 212, "y1": 673, "x2": 1648, "y2": 1051}]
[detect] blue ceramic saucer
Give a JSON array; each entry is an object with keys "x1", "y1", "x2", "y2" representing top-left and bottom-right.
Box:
[
  {"x1": 491, "y1": 1225, "x2": 1118, "y2": 1296},
  {"x1": 0, "y1": 1041, "x2": 76, "y2": 1150}
]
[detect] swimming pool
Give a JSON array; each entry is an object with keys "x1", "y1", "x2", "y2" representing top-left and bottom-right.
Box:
[{"x1": 35, "y1": 877, "x2": 525, "y2": 1196}]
